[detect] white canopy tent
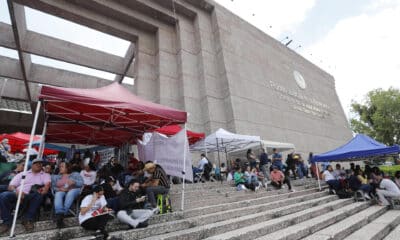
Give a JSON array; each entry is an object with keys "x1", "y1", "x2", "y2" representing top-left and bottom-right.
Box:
[
  {"x1": 190, "y1": 128, "x2": 261, "y2": 153},
  {"x1": 190, "y1": 128, "x2": 261, "y2": 168}
]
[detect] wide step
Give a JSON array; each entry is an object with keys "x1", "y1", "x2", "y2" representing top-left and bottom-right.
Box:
[
  {"x1": 140, "y1": 195, "x2": 343, "y2": 240},
  {"x1": 302, "y1": 205, "x2": 387, "y2": 240},
  {"x1": 257, "y1": 205, "x2": 384, "y2": 240},
  {"x1": 343, "y1": 210, "x2": 400, "y2": 240},
  {"x1": 384, "y1": 222, "x2": 400, "y2": 240}
]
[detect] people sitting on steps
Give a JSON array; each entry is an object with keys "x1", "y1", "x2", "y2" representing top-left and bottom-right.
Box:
[
  {"x1": 374, "y1": 171, "x2": 400, "y2": 206},
  {"x1": 79, "y1": 185, "x2": 113, "y2": 240},
  {"x1": 234, "y1": 165, "x2": 255, "y2": 191},
  {"x1": 322, "y1": 165, "x2": 340, "y2": 193},
  {"x1": 243, "y1": 165, "x2": 261, "y2": 191},
  {"x1": 192, "y1": 153, "x2": 209, "y2": 178},
  {"x1": 52, "y1": 161, "x2": 84, "y2": 228},
  {"x1": 0, "y1": 159, "x2": 24, "y2": 193},
  {"x1": 141, "y1": 162, "x2": 168, "y2": 211},
  {"x1": 0, "y1": 158, "x2": 51, "y2": 234},
  {"x1": 270, "y1": 165, "x2": 293, "y2": 192},
  {"x1": 116, "y1": 179, "x2": 157, "y2": 229}
]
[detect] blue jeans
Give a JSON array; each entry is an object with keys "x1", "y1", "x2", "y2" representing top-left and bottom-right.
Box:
[
  {"x1": 0, "y1": 191, "x2": 43, "y2": 226},
  {"x1": 326, "y1": 180, "x2": 341, "y2": 190},
  {"x1": 54, "y1": 188, "x2": 80, "y2": 215}
]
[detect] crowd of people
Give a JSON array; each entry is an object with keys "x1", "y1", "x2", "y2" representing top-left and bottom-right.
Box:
[
  {"x1": 322, "y1": 163, "x2": 400, "y2": 206},
  {"x1": 0, "y1": 151, "x2": 169, "y2": 240},
  {"x1": 227, "y1": 148, "x2": 305, "y2": 192}
]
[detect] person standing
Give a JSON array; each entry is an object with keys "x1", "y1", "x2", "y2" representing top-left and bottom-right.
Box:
[
  {"x1": 246, "y1": 149, "x2": 257, "y2": 169},
  {"x1": 259, "y1": 148, "x2": 270, "y2": 185},
  {"x1": 271, "y1": 148, "x2": 283, "y2": 171}
]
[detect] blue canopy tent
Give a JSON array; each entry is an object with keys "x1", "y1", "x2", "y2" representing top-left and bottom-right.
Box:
[
  {"x1": 312, "y1": 134, "x2": 400, "y2": 163},
  {"x1": 312, "y1": 134, "x2": 400, "y2": 190}
]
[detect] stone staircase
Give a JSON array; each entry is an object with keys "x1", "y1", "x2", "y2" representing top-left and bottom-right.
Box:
[{"x1": 1, "y1": 178, "x2": 399, "y2": 240}]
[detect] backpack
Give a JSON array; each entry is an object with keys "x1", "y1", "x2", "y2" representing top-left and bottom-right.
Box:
[{"x1": 157, "y1": 194, "x2": 172, "y2": 214}]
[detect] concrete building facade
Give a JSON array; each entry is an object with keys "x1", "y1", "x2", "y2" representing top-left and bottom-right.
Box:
[{"x1": 0, "y1": 0, "x2": 352, "y2": 154}]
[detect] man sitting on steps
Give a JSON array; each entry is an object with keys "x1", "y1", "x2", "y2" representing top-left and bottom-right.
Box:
[
  {"x1": 142, "y1": 163, "x2": 169, "y2": 210},
  {"x1": 375, "y1": 171, "x2": 400, "y2": 206},
  {"x1": 0, "y1": 158, "x2": 51, "y2": 234},
  {"x1": 270, "y1": 166, "x2": 293, "y2": 192},
  {"x1": 117, "y1": 179, "x2": 157, "y2": 229}
]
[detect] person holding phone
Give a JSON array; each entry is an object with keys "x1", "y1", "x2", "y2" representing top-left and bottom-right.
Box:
[
  {"x1": 79, "y1": 186, "x2": 113, "y2": 240},
  {"x1": 116, "y1": 179, "x2": 156, "y2": 229}
]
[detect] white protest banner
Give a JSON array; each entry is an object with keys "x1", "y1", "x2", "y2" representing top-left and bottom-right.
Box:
[{"x1": 137, "y1": 129, "x2": 193, "y2": 182}]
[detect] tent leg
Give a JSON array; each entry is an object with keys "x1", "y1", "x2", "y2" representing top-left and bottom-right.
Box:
[
  {"x1": 10, "y1": 100, "x2": 41, "y2": 237},
  {"x1": 316, "y1": 163, "x2": 322, "y2": 191},
  {"x1": 38, "y1": 121, "x2": 47, "y2": 159},
  {"x1": 181, "y1": 124, "x2": 187, "y2": 211},
  {"x1": 216, "y1": 138, "x2": 221, "y2": 177}
]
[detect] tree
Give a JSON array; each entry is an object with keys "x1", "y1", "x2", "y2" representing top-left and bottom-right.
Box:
[{"x1": 350, "y1": 87, "x2": 400, "y2": 145}]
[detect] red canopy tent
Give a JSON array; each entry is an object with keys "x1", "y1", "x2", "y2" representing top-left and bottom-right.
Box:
[
  {"x1": 39, "y1": 82, "x2": 187, "y2": 145},
  {"x1": 0, "y1": 132, "x2": 58, "y2": 155},
  {"x1": 154, "y1": 125, "x2": 205, "y2": 145}
]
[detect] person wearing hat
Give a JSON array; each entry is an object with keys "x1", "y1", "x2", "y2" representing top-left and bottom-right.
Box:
[
  {"x1": 117, "y1": 179, "x2": 156, "y2": 229},
  {"x1": 142, "y1": 163, "x2": 169, "y2": 209},
  {"x1": 0, "y1": 158, "x2": 51, "y2": 233}
]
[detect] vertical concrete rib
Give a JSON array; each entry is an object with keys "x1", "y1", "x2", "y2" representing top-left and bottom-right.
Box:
[{"x1": 7, "y1": 1, "x2": 32, "y2": 103}]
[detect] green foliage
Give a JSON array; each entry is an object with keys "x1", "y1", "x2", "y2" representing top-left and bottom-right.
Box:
[
  {"x1": 379, "y1": 165, "x2": 400, "y2": 177},
  {"x1": 350, "y1": 88, "x2": 400, "y2": 145}
]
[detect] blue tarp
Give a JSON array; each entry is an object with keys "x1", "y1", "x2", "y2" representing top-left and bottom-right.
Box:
[{"x1": 312, "y1": 134, "x2": 400, "y2": 163}]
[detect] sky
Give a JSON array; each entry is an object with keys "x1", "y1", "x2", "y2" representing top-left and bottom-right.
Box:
[{"x1": 1, "y1": 0, "x2": 400, "y2": 118}]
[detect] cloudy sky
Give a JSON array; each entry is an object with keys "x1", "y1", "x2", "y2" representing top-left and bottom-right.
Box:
[
  {"x1": 215, "y1": 0, "x2": 400, "y2": 118},
  {"x1": 1, "y1": 0, "x2": 400, "y2": 118}
]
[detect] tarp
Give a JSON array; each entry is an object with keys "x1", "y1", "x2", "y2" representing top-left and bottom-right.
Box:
[
  {"x1": 229, "y1": 139, "x2": 295, "y2": 156},
  {"x1": 154, "y1": 125, "x2": 205, "y2": 145},
  {"x1": 312, "y1": 134, "x2": 400, "y2": 163},
  {"x1": 190, "y1": 128, "x2": 261, "y2": 153},
  {"x1": 0, "y1": 132, "x2": 58, "y2": 155},
  {"x1": 39, "y1": 82, "x2": 187, "y2": 146},
  {"x1": 137, "y1": 129, "x2": 193, "y2": 182}
]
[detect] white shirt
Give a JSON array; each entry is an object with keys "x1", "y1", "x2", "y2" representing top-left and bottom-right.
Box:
[
  {"x1": 198, "y1": 157, "x2": 208, "y2": 170},
  {"x1": 78, "y1": 194, "x2": 107, "y2": 224},
  {"x1": 323, "y1": 170, "x2": 336, "y2": 182},
  {"x1": 80, "y1": 170, "x2": 97, "y2": 185},
  {"x1": 379, "y1": 179, "x2": 400, "y2": 194}
]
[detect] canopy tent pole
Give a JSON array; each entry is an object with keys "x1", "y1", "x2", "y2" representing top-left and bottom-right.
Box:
[
  {"x1": 216, "y1": 138, "x2": 221, "y2": 175},
  {"x1": 316, "y1": 162, "x2": 322, "y2": 191},
  {"x1": 10, "y1": 100, "x2": 41, "y2": 237},
  {"x1": 204, "y1": 139, "x2": 207, "y2": 158},
  {"x1": 38, "y1": 121, "x2": 47, "y2": 159},
  {"x1": 223, "y1": 146, "x2": 227, "y2": 184},
  {"x1": 181, "y1": 124, "x2": 187, "y2": 211}
]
